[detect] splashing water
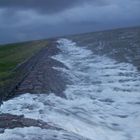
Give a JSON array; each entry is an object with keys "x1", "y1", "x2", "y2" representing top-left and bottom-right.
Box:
[{"x1": 0, "y1": 39, "x2": 140, "y2": 140}]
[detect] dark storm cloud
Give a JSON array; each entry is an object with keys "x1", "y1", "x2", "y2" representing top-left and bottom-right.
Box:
[
  {"x1": 0, "y1": 0, "x2": 108, "y2": 14},
  {"x1": 0, "y1": 0, "x2": 140, "y2": 44}
]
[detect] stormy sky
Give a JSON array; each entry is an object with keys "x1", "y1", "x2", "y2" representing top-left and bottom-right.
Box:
[{"x1": 0, "y1": 0, "x2": 140, "y2": 44}]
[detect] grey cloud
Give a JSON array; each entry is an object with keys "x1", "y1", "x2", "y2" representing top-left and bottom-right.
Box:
[
  {"x1": 0, "y1": 0, "x2": 140, "y2": 44},
  {"x1": 0, "y1": 0, "x2": 108, "y2": 14}
]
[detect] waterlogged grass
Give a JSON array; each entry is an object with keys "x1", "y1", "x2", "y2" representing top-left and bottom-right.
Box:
[{"x1": 0, "y1": 41, "x2": 47, "y2": 84}]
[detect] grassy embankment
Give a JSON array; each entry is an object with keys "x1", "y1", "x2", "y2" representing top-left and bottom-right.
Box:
[{"x1": 0, "y1": 40, "x2": 47, "y2": 100}]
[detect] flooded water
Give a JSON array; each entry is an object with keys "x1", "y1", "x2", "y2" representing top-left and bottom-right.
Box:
[{"x1": 0, "y1": 39, "x2": 140, "y2": 140}]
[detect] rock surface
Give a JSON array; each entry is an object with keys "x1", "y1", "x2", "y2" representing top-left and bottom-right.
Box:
[
  {"x1": 14, "y1": 40, "x2": 70, "y2": 97},
  {"x1": 0, "y1": 113, "x2": 62, "y2": 133},
  {"x1": 69, "y1": 26, "x2": 140, "y2": 70}
]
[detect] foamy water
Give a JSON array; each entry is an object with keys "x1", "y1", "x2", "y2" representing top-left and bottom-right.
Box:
[{"x1": 0, "y1": 39, "x2": 140, "y2": 140}]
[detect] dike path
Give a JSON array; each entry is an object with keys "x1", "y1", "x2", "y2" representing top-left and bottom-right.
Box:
[
  {"x1": 15, "y1": 40, "x2": 69, "y2": 97},
  {"x1": 0, "y1": 39, "x2": 69, "y2": 130}
]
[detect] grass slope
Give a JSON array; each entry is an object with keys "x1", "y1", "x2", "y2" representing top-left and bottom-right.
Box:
[{"x1": 0, "y1": 40, "x2": 48, "y2": 100}]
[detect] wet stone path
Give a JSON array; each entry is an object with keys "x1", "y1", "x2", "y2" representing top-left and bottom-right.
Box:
[{"x1": 15, "y1": 41, "x2": 70, "y2": 97}]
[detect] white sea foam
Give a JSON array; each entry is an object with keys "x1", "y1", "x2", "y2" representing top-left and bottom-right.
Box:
[
  {"x1": 0, "y1": 127, "x2": 86, "y2": 140},
  {"x1": 0, "y1": 39, "x2": 140, "y2": 140}
]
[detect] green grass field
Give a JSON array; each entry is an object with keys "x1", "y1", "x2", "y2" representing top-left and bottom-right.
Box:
[{"x1": 0, "y1": 40, "x2": 47, "y2": 86}]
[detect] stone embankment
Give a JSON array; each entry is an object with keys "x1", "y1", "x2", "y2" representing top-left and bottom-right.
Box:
[{"x1": 0, "y1": 39, "x2": 69, "y2": 102}]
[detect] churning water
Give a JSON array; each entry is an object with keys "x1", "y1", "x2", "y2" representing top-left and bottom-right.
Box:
[{"x1": 0, "y1": 39, "x2": 140, "y2": 140}]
